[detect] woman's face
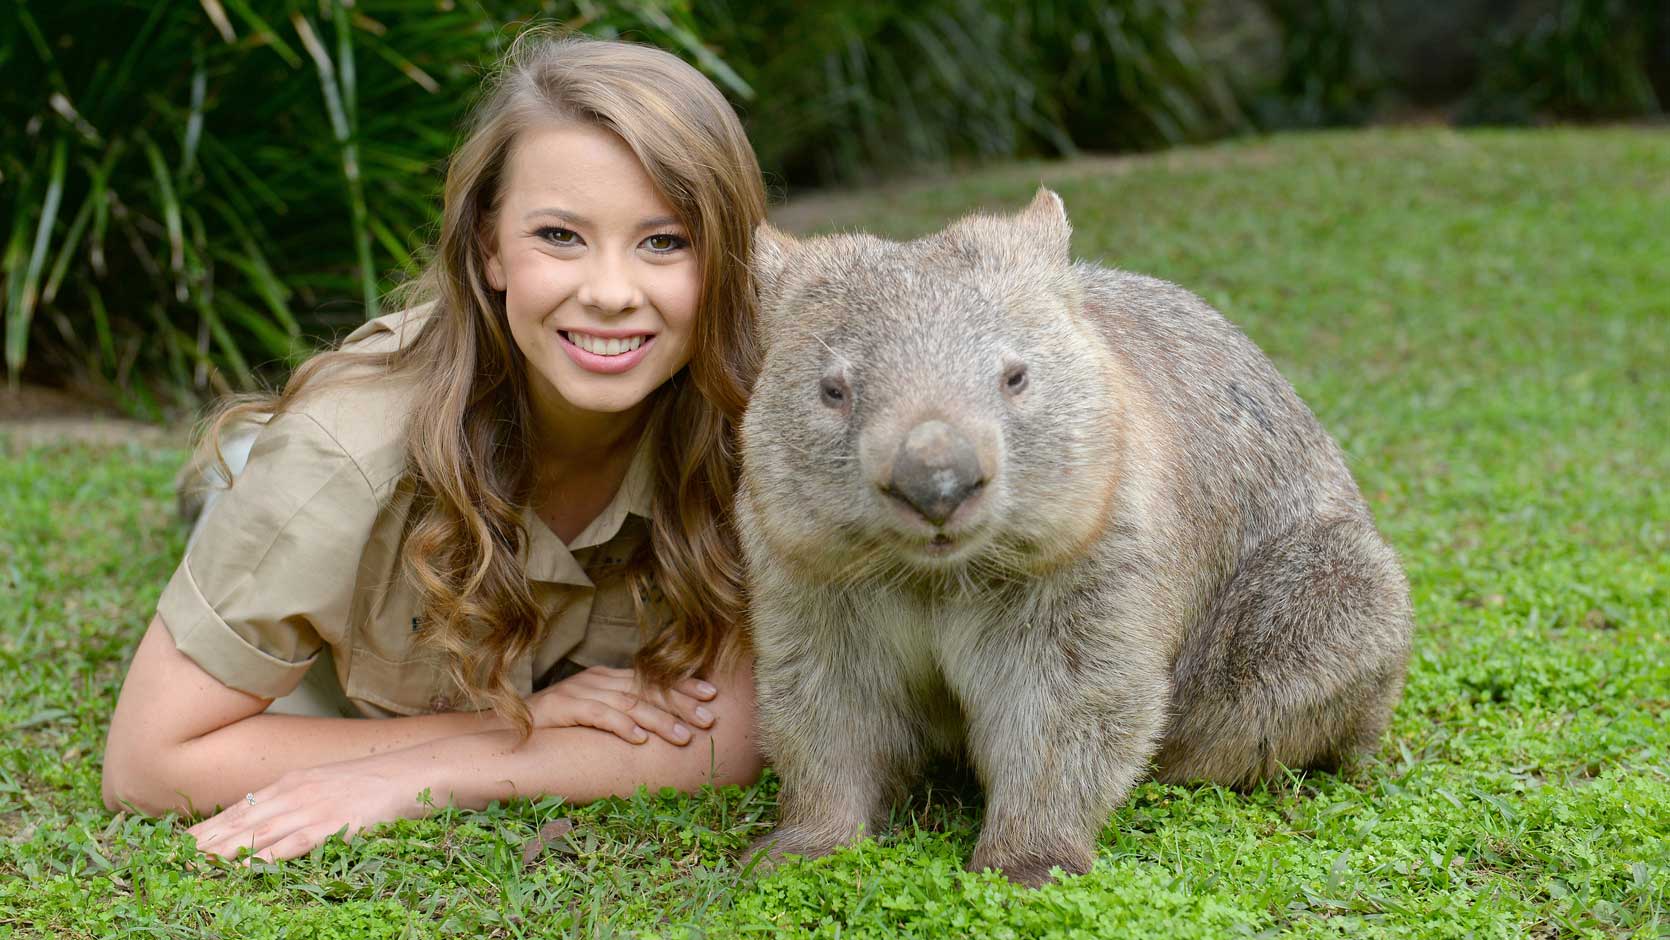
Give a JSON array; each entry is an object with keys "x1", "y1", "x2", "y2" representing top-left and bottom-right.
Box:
[{"x1": 486, "y1": 122, "x2": 700, "y2": 428}]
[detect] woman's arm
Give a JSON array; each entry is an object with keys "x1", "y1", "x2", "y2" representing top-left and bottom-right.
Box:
[
  {"x1": 103, "y1": 617, "x2": 719, "y2": 817},
  {"x1": 185, "y1": 658, "x2": 762, "y2": 860},
  {"x1": 103, "y1": 618, "x2": 514, "y2": 815}
]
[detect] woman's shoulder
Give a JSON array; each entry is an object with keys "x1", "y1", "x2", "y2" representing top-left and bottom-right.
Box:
[
  {"x1": 335, "y1": 303, "x2": 438, "y2": 357},
  {"x1": 283, "y1": 304, "x2": 439, "y2": 493}
]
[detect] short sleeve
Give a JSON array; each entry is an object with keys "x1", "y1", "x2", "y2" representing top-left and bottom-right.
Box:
[{"x1": 156, "y1": 412, "x2": 378, "y2": 699}]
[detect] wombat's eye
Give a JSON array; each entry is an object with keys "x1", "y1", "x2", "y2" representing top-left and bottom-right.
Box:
[
  {"x1": 819, "y1": 376, "x2": 849, "y2": 408},
  {"x1": 1003, "y1": 363, "x2": 1029, "y2": 396}
]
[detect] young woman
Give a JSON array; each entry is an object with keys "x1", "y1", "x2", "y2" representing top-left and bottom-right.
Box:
[{"x1": 101, "y1": 32, "x2": 768, "y2": 861}]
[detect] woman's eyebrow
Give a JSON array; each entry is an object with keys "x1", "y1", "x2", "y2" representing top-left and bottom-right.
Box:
[
  {"x1": 521, "y1": 208, "x2": 683, "y2": 231},
  {"x1": 524, "y1": 207, "x2": 589, "y2": 226}
]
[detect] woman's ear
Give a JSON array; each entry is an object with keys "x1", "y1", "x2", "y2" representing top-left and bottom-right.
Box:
[{"x1": 481, "y1": 215, "x2": 507, "y2": 292}]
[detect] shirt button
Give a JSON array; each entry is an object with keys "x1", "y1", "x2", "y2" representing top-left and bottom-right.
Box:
[{"x1": 429, "y1": 694, "x2": 453, "y2": 713}]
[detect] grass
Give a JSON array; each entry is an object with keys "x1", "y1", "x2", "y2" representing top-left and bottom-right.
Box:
[{"x1": 1, "y1": 125, "x2": 1667, "y2": 937}]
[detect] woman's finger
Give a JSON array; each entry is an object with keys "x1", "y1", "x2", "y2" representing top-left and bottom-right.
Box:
[
  {"x1": 661, "y1": 687, "x2": 716, "y2": 729},
  {"x1": 202, "y1": 813, "x2": 298, "y2": 860},
  {"x1": 623, "y1": 698, "x2": 694, "y2": 746},
  {"x1": 567, "y1": 699, "x2": 649, "y2": 744},
  {"x1": 675, "y1": 677, "x2": 719, "y2": 701},
  {"x1": 191, "y1": 795, "x2": 287, "y2": 850},
  {"x1": 256, "y1": 822, "x2": 346, "y2": 862},
  {"x1": 572, "y1": 688, "x2": 692, "y2": 745}
]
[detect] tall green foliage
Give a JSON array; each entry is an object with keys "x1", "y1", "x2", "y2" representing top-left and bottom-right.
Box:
[
  {"x1": 1464, "y1": 0, "x2": 1664, "y2": 123},
  {"x1": 0, "y1": 0, "x2": 733, "y2": 414},
  {"x1": 2, "y1": 1, "x2": 1235, "y2": 411},
  {"x1": 697, "y1": 0, "x2": 1236, "y2": 185}
]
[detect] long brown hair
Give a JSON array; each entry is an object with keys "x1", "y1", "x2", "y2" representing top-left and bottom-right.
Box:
[{"x1": 201, "y1": 31, "x2": 766, "y2": 735}]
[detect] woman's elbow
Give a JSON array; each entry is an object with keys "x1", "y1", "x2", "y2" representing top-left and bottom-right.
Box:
[
  {"x1": 101, "y1": 750, "x2": 150, "y2": 814},
  {"x1": 677, "y1": 717, "x2": 766, "y2": 792},
  {"x1": 100, "y1": 742, "x2": 185, "y2": 817},
  {"x1": 706, "y1": 743, "x2": 767, "y2": 790}
]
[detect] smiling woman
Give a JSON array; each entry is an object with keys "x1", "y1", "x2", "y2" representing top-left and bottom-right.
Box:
[
  {"x1": 488, "y1": 122, "x2": 702, "y2": 421},
  {"x1": 99, "y1": 31, "x2": 769, "y2": 862}
]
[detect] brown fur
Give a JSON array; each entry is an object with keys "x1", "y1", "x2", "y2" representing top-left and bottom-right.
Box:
[{"x1": 739, "y1": 190, "x2": 1413, "y2": 886}]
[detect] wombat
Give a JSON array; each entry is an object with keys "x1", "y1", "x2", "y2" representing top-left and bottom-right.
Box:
[{"x1": 738, "y1": 190, "x2": 1413, "y2": 887}]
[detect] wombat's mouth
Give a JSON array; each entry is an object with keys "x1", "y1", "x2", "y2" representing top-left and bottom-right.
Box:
[{"x1": 904, "y1": 527, "x2": 993, "y2": 566}]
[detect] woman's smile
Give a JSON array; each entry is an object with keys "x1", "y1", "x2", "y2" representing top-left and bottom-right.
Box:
[{"x1": 558, "y1": 329, "x2": 658, "y2": 373}]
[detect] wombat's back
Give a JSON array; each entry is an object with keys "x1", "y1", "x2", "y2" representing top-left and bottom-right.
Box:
[{"x1": 1074, "y1": 264, "x2": 1370, "y2": 559}]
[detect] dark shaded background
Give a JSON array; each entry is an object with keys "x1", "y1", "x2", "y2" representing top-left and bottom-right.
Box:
[{"x1": 2, "y1": 0, "x2": 1664, "y2": 416}]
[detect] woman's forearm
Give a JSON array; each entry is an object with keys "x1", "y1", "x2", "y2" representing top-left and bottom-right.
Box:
[
  {"x1": 387, "y1": 718, "x2": 765, "y2": 812},
  {"x1": 103, "y1": 618, "x2": 518, "y2": 816},
  {"x1": 107, "y1": 708, "x2": 510, "y2": 816},
  {"x1": 175, "y1": 658, "x2": 763, "y2": 861}
]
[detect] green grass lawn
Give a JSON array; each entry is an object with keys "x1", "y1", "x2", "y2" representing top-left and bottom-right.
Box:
[{"x1": 2, "y1": 126, "x2": 1666, "y2": 938}]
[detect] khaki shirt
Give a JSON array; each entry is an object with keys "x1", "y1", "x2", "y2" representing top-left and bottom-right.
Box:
[{"x1": 156, "y1": 308, "x2": 669, "y2": 717}]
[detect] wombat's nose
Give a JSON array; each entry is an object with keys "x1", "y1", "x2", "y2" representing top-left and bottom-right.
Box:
[{"x1": 887, "y1": 420, "x2": 984, "y2": 526}]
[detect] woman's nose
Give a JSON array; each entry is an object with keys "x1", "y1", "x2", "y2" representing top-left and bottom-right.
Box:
[{"x1": 576, "y1": 255, "x2": 644, "y2": 314}]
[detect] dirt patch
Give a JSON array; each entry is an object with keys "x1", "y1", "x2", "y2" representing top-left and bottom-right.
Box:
[{"x1": 0, "y1": 385, "x2": 183, "y2": 451}]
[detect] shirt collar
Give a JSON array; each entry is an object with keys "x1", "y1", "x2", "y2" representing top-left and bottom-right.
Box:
[{"x1": 521, "y1": 435, "x2": 655, "y2": 584}]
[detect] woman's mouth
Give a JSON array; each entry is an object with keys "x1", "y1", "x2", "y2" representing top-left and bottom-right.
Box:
[{"x1": 558, "y1": 329, "x2": 656, "y2": 374}]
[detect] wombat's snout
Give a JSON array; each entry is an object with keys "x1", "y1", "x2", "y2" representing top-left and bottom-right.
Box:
[{"x1": 883, "y1": 420, "x2": 986, "y2": 526}]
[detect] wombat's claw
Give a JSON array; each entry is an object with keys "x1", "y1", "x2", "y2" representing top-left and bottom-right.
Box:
[
  {"x1": 968, "y1": 848, "x2": 1092, "y2": 888},
  {"x1": 741, "y1": 837, "x2": 782, "y2": 874},
  {"x1": 744, "y1": 828, "x2": 838, "y2": 874}
]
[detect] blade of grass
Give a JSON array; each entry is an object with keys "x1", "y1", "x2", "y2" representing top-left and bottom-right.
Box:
[
  {"x1": 218, "y1": 293, "x2": 303, "y2": 366},
  {"x1": 2, "y1": 202, "x2": 30, "y2": 388},
  {"x1": 180, "y1": 46, "x2": 208, "y2": 177},
  {"x1": 85, "y1": 285, "x2": 116, "y2": 373},
  {"x1": 359, "y1": 31, "x2": 440, "y2": 94},
  {"x1": 197, "y1": 134, "x2": 287, "y2": 216},
  {"x1": 86, "y1": 143, "x2": 122, "y2": 278},
  {"x1": 628, "y1": 1, "x2": 754, "y2": 100},
  {"x1": 192, "y1": 290, "x2": 254, "y2": 389},
  {"x1": 199, "y1": 0, "x2": 237, "y2": 44},
  {"x1": 83, "y1": 2, "x2": 169, "y2": 123},
  {"x1": 145, "y1": 302, "x2": 191, "y2": 393},
  {"x1": 218, "y1": 0, "x2": 302, "y2": 67},
  {"x1": 294, "y1": 6, "x2": 377, "y2": 319},
  {"x1": 4, "y1": 137, "x2": 68, "y2": 386},
  {"x1": 11, "y1": 2, "x2": 65, "y2": 93},
  {"x1": 331, "y1": 0, "x2": 376, "y2": 320},
  {"x1": 40, "y1": 180, "x2": 96, "y2": 305},
  {"x1": 367, "y1": 215, "x2": 419, "y2": 277},
  {"x1": 140, "y1": 134, "x2": 186, "y2": 298}
]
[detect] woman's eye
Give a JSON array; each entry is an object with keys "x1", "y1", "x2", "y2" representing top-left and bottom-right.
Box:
[
  {"x1": 537, "y1": 227, "x2": 581, "y2": 246},
  {"x1": 644, "y1": 233, "x2": 689, "y2": 253}
]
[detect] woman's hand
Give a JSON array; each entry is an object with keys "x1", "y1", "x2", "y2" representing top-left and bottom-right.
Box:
[
  {"x1": 186, "y1": 755, "x2": 429, "y2": 861},
  {"x1": 528, "y1": 666, "x2": 718, "y2": 746}
]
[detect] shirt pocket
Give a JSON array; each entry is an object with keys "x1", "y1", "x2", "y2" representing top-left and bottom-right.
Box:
[
  {"x1": 344, "y1": 610, "x2": 465, "y2": 716},
  {"x1": 570, "y1": 571, "x2": 651, "y2": 670}
]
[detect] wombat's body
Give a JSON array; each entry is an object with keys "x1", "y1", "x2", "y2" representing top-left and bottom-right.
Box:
[{"x1": 740, "y1": 192, "x2": 1412, "y2": 886}]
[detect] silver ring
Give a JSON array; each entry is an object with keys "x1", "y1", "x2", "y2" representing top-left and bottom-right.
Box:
[{"x1": 245, "y1": 792, "x2": 257, "y2": 807}]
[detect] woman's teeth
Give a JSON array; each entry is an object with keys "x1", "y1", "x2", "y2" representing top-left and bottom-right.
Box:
[{"x1": 563, "y1": 331, "x2": 647, "y2": 356}]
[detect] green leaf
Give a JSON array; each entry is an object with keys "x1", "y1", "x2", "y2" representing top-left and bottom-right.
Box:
[{"x1": 4, "y1": 138, "x2": 68, "y2": 383}]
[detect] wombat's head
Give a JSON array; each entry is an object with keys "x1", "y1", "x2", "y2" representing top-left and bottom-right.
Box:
[{"x1": 741, "y1": 190, "x2": 1123, "y2": 581}]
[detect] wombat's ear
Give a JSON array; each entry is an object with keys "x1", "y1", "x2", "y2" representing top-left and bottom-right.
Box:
[
  {"x1": 1018, "y1": 187, "x2": 1071, "y2": 266},
  {"x1": 752, "y1": 223, "x2": 801, "y2": 303}
]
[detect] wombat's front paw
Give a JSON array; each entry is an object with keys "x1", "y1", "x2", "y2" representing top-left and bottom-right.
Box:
[
  {"x1": 744, "y1": 826, "x2": 847, "y2": 872},
  {"x1": 967, "y1": 843, "x2": 1095, "y2": 888}
]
